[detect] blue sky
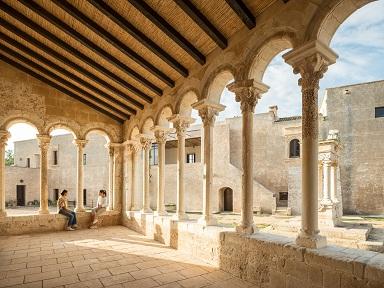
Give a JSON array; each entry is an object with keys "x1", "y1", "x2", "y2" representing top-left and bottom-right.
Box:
[
  {"x1": 218, "y1": 0, "x2": 384, "y2": 120},
  {"x1": 6, "y1": 1, "x2": 384, "y2": 148}
]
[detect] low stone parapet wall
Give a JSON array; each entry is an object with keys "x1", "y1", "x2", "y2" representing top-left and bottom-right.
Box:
[
  {"x1": 220, "y1": 232, "x2": 384, "y2": 288},
  {"x1": 0, "y1": 210, "x2": 120, "y2": 235}
]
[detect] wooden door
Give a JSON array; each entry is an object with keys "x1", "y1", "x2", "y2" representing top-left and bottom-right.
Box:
[
  {"x1": 223, "y1": 188, "x2": 233, "y2": 212},
  {"x1": 16, "y1": 185, "x2": 26, "y2": 206}
]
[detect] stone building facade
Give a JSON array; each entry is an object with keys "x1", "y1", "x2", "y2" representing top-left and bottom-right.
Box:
[{"x1": 8, "y1": 80, "x2": 383, "y2": 215}]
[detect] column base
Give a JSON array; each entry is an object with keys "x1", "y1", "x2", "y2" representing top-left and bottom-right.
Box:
[
  {"x1": 172, "y1": 212, "x2": 188, "y2": 221},
  {"x1": 320, "y1": 198, "x2": 333, "y2": 206},
  {"x1": 236, "y1": 223, "x2": 257, "y2": 234},
  {"x1": 296, "y1": 232, "x2": 327, "y2": 249},
  {"x1": 154, "y1": 210, "x2": 168, "y2": 217},
  {"x1": 319, "y1": 203, "x2": 341, "y2": 227},
  {"x1": 0, "y1": 210, "x2": 7, "y2": 218},
  {"x1": 197, "y1": 215, "x2": 217, "y2": 226},
  {"x1": 141, "y1": 208, "x2": 153, "y2": 214},
  {"x1": 130, "y1": 206, "x2": 139, "y2": 211},
  {"x1": 38, "y1": 209, "x2": 50, "y2": 215}
]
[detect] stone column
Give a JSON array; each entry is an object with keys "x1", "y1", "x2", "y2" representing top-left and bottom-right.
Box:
[
  {"x1": 330, "y1": 162, "x2": 338, "y2": 203},
  {"x1": 152, "y1": 127, "x2": 172, "y2": 216},
  {"x1": 73, "y1": 139, "x2": 87, "y2": 212},
  {"x1": 321, "y1": 160, "x2": 332, "y2": 205},
  {"x1": 227, "y1": 80, "x2": 268, "y2": 234},
  {"x1": 37, "y1": 134, "x2": 51, "y2": 215},
  {"x1": 284, "y1": 40, "x2": 337, "y2": 248},
  {"x1": 140, "y1": 135, "x2": 153, "y2": 213},
  {"x1": 192, "y1": 100, "x2": 225, "y2": 226},
  {"x1": 113, "y1": 144, "x2": 123, "y2": 212},
  {"x1": 318, "y1": 161, "x2": 323, "y2": 202},
  {"x1": 168, "y1": 116, "x2": 195, "y2": 220},
  {"x1": 130, "y1": 142, "x2": 141, "y2": 210},
  {"x1": 0, "y1": 130, "x2": 10, "y2": 217},
  {"x1": 106, "y1": 143, "x2": 114, "y2": 211}
]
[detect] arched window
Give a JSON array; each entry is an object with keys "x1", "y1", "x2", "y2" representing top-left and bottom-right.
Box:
[{"x1": 289, "y1": 139, "x2": 300, "y2": 158}]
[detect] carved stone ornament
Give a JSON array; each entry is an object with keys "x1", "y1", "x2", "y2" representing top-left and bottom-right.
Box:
[
  {"x1": 73, "y1": 139, "x2": 88, "y2": 149},
  {"x1": 140, "y1": 137, "x2": 153, "y2": 151},
  {"x1": 37, "y1": 134, "x2": 51, "y2": 152},
  {"x1": 227, "y1": 80, "x2": 268, "y2": 113},
  {"x1": 154, "y1": 129, "x2": 168, "y2": 144},
  {"x1": 0, "y1": 130, "x2": 10, "y2": 146},
  {"x1": 199, "y1": 107, "x2": 218, "y2": 127}
]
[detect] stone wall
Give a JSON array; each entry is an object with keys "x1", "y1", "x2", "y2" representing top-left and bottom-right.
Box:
[{"x1": 324, "y1": 81, "x2": 384, "y2": 214}]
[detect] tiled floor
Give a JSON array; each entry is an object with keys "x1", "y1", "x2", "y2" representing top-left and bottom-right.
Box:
[{"x1": 0, "y1": 226, "x2": 255, "y2": 288}]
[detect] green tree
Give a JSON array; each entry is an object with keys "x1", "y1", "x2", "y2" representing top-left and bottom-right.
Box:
[{"x1": 5, "y1": 149, "x2": 14, "y2": 166}]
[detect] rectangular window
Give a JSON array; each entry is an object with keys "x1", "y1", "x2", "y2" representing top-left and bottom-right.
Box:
[
  {"x1": 26, "y1": 158, "x2": 30, "y2": 168},
  {"x1": 375, "y1": 107, "x2": 384, "y2": 118},
  {"x1": 186, "y1": 153, "x2": 196, "y2": 163},
  {"x1": 83, "y1": 154, "x2": 87, "y2": 165},
  {"x1": 279, "y1": 192, "x2": 288, "y2": 201},
  {"x1": 53, "y1": 151, "x2": 58, "y2": 165}
]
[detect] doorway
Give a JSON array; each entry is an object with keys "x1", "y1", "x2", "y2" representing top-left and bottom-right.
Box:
[
  {"x1": 83, "y1": 189, "x2": 87, "y2": 206},
  {"x1": 223, "y1": 188, "x2": 233, "y2": 212},
  {"x1": 16, "y1": 185, "x2": 26, "y2": 206}
]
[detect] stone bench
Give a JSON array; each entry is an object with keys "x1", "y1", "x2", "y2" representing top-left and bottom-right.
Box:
[{"x1": 0, "y1": 210, "x2": 121, "y2": 235}]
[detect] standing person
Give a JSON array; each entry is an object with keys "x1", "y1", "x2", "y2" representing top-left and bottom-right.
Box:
[
  {"x1": 57, "y1": 190, "x2": 78, "y2": 231},
  {"x1": 89, "y1": 190, "x2": 107, "y2": 228}
]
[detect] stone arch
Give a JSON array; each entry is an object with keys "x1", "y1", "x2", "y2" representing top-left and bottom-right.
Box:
[
  {"x1": 177, "y1": 90, "x2": 199, "y2": 117},
  {"x1": 129, "y1": 126, "x2": 140, "y2": 140},
  {"x1": 246, "y1": 32, "x2": 296, "y2": 82},
  {"x1": 140, "y1": 117, "x2": 155, "y2": 135},
  {"x1": 155, "y1": 105, "x2": 173, "y2": 128},
  {"x1": 83, "y1": 128, "x2": 111, "y2": 143},
  {"x1": 1, "y1": 116, "x2": 43, "y2": 134},
  {"x1": 45, "y1": 118, "x2": 80, "y2": 139},
  {"x1": 203, "y1": 65, "x2": 236, "y2": 104},
  {"x1": 305, "y1": 0, "x2": 374, "y2": 46}
]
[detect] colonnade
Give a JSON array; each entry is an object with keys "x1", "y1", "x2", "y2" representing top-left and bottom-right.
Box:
[{"x1": 0, "y1": 132, "x2": 120, "y2": 216}]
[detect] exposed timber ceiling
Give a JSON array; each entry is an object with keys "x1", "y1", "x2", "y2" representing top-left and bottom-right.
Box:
[{"x1": 0, "y1": 0, "x2": 278, "y2": 123}]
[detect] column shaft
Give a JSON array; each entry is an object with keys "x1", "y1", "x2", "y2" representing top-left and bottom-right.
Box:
[
  {"x1": 108, "y1": 146, "x2": 114, "y2": 210},
  {"x1": 321, "y1": 161, "x2": 332, "y2": 205},
  {"x1": 330, "y1": 163, "x2": 337, "y2": 202},
  {"x1": 131, "y1": 151, "x2": 139, "y2": 210},
  {"x1": 176, "y1": 132, "x2": 186, "y2": 218},
  {"x1": 157, "y1": 140, "x2": 166, "y2": 215},
  {"x1": 142, "y1": 147, "x2": 151, "y2": 212},
  {"x1": 74, "y1": 140, "x2": 87, "y2": 212},
  {"x1": 0, "y1": 131, "x2": 9, "y2": 217},
  {"x1": 37, "y1": 135, "x2": 51, "y2": 215}
]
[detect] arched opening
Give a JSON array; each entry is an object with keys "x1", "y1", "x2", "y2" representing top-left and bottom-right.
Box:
[
  {"x1": 289, "y1": 139, "x2": 300, "y2": 158},
  {"x1": 48, "y1": 128, "x2": 76, "y2": 210},
  {"x1": 219, "y1": 187, "x2": 233, "y2": 212},
  {"x1": 84, "y1": 131, "x2": 110, "y2": 209},
  {"x1": 5, "y1": 122, "x2": 39, "y2": 214}
]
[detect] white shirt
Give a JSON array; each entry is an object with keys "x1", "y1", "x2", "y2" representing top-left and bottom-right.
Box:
[{"x1": 97, "y1": 196, "x2": 107, "y2": 208}]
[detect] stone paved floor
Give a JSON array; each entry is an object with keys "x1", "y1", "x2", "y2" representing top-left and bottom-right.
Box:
[{"x1": 0, "y1": 226, "x2": 255, "y2": 288}]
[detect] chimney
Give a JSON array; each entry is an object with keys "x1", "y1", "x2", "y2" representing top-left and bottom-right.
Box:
[{"x1": 269, "y1": 105, "x2": 278, "y2": 120}]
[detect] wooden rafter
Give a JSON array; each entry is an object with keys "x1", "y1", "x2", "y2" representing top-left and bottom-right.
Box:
[{"x1": 225, "y1": 0, "x2": 256, "y2": 29}]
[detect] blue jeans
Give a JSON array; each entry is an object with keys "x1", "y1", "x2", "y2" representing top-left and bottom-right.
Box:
[{"x1": 59, "y1": 209, "x2": 77, "y2": 227}]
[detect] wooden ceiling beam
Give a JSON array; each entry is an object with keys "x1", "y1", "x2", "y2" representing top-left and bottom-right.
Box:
[
  {"x1": 0, "y1": 19, "x2": 144, "y2": 110},
  {"x1": 15, "y1": 0, "x2": 163, "y2": 96},
  {"x1": 0, "y1": 55, "x2": 126, "y2": 124},
  {"x1": 127, "y1": 0, "x2": 206, "y2": 65},
  {"x1": 0, "y1": 45, "x2": 130, "y2": 121},
  {"x1": 0, "y1": 35, "x2": 137, "y2": 115},
  {"x1": 225, "y1": 0, "x2": 256, "y2": 29},
  {"x1": 52, "y1": 0, "x2": 175, "y2": 87},
  {"x1": 174, "y1": 0, "x2": 227, "y2": 49},
  {"x1": 0, "y1": 2, "x2": 155, "y2": 102},
  {"x1": 88, "y1": 0, "x2": 189, "y2": 78}
]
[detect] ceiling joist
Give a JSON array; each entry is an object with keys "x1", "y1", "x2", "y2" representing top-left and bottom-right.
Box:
[
  {"x1": 0, "y1": 55, "x2": 126, "y2": 124},
  {"x1": 174, "y1": 0, "x2": 227, "y2": 49},
  {"x1": 225, "y1": 0, "x2": 256, "y2": 29},
  {"x1": 0, "y1": 45, "x2": 130, "y2": 121},
  {"x1": 0, "y1": 2, "x2": 155, "y2": 102},
  {"x1": 51, "y1": 0, "x2": 175, "y2": 87},
  {"x1": 0, "y1": 34, "x2": 137, "y2": 115},
  {"x1": 127, "y1": 0, "x2": 206, "y2": 65},
  {"x1": 88, "y1": 0, "x2": 189, "y2": 78}
]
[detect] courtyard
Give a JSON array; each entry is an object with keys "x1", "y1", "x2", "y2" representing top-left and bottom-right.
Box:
[{"x1": 0, "y1": 225, "x2": 255, "y2": 288}]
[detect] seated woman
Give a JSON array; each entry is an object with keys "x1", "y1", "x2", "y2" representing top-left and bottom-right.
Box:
[
  {"x1": 57, "y1": 190, "x2": 78, "y2": 231},
  {"x1": 89, "y1": 190, "x2": 107, "y2": 229}
]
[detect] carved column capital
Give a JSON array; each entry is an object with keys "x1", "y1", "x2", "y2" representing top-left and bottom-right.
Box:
[
  {"x1": 139, "y1": 135, "x2": 153, "y2": 151},
  {"x1": 151, "y1": 126, "x2": 174, "y2": 144},
  {"x1": 168, "y1": 115, "x2": 194, "y2": 138},
  {"x1": 37, "y1": 134, "x2": 51, "y2": 152},
  {"x1": 0, "y1": 130, "x2": 11, "y2": 146},
  {"x1": 73, "y1": 139, "x2": 88, "y2": 149},
  {"x1": 227, "y1": 79, "x2": 269, "y2": 113},
  {"x1": 191, "y1": 100, "x2": 225, "y2": 127},
  {"x1": 105, "y1": 142, "x2": 122, "y2": 157}
]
